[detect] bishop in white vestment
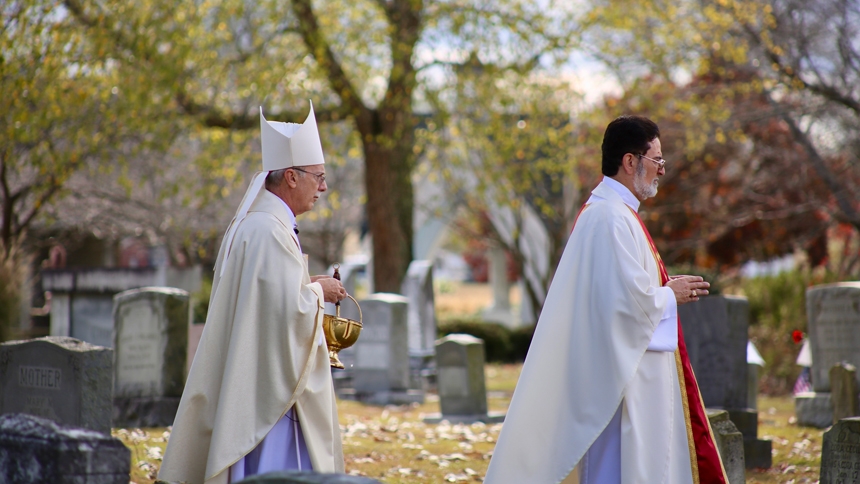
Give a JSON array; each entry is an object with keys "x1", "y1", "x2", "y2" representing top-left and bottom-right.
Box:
[
  {"x1": 158, "y1": 101, "x2": 347, "y2": 484},
  {"x1": 484, "y1": 116, "x2": 727, "y2": 484}
]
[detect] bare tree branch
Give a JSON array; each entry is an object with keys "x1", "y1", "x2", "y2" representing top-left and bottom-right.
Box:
[
  {"x1": 766, "y1": 94, "x2": 860, "y2": 228},
  {"x1": 289, "y1": 0, "x2": 367, "y2": 118},
  {"x1": 174, "y1": 92, "x2": 354, "y2": 129}
]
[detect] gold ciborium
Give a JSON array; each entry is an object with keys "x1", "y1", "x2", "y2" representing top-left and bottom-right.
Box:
[{"x1": 323, "y1": 294, "x2": 362, "y2": 369}]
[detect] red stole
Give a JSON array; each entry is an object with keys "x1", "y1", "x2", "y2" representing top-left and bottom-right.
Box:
[{"x1": 627, "y1": 207, "x2": 729, "y2": 484}]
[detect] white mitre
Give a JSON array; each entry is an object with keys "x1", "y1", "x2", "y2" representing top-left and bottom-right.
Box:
[
  {"x1": 218, "y1": 100, "x2": 325, "y2": 275},
  {"x1": 260, "y1": 101, "x2": 325, "y2": 170}
]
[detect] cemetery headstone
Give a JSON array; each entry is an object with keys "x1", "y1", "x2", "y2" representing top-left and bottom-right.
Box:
[
  {"x1": 401, "y1": 260, "x2": 438, "y2": 391},
  {"x1": 112, "y1": 287, "x2": 189, "y2": 427},
  {"x1": 0, "y1": 336, "x2": 112, "y2": 434},
  {"x1": 681, "y1": 295, "x2": 771, "y2": 468},
  {"x1": 424, "y1": 334, "x2": 504, "y2": 424},
  {"x1": 0, "y1": 413, "x2": 130, "y2": 483},
  {"x1": 401, "y1": 260, "x2": 437, "y2": 358},
  {"x1": 482, "y1": 247, "x2": 515, "y2": 327},
  {"x1": 796, "y1": 283, "x2": 860, "y2": 430},
  {"x1": 707, "y1": 410, "x2": 746, "y2": 484},
  {"x1": 437, "y1": 334, "x2": 487, "y2": 416},
  {"x1": 236, "y1": 470, "x2": 382, "y2": 483},
  {"x1": 807, "y1": 283, "x2": 860, "y2": 392},
  {"x1": 831, "y1": 363, "x2": 860, "y2": 424},
  {"x1": 343, "y1": 293, "x2": 423, "y2": 405},
  {"x1": 796, "y1": 392, "x2": 834, "y2": 428},
  {"x1": 678, "y1": 296, "x2": 749, "y2": 410},
  {"x1": 820, "y1": 417, "x2": 860, "y2": 484}
]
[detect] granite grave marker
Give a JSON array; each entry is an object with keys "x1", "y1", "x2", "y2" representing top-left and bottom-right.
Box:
[
  {"x1": 400, "y1": 260, "x2": 437, "y2": 359},
  {"x1": 680, "y1": 295, "x2": 772, "y2": 468},
  {"x1": 482, "y1": 246, "x2": 515, "y2": 327},
  {"x1": 832, "y1": 363, "x2": 860, "y2": 424},
  {"x1": 0, "y1": 413, "x2": 130, "y2": 483},
  {"x1": 344, "y1": 293, "x2": 423, "y2": 405},
  {"x1": 678, "y1": 295, "x2": 749, "y2": 409},
  {"x1": 112, "y1": 287, "x2": 189, "y2": 427},
  {"x1": 807, "y1": 283, "x2": 860, "y2": 392},
  {"x1": 424, "y1": 334, "x2": 504, "y2": 424},
  {"x1": 796, "y1": 283, "x2": 860, "y2": 429},
  {"x1": 707, "y1": 410, "x2": 746, "y2": 484},
  {"x1": 820, "y1": 417, "x2": 860, "y2": 484},
  {"x1": 0, "y1": 336, "x2": 112, "y2": 434}
]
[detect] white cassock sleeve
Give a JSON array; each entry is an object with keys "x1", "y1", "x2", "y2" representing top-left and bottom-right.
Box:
[{"x1": 647, "y1": 287, "x2": 678, "y2": 352}]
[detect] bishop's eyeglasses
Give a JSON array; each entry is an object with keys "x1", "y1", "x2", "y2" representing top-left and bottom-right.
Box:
[{"x1": 290, "y1": 167, "x2": 327, "y2": 184}]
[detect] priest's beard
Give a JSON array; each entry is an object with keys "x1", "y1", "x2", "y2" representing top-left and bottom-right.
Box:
[{"x1": 634, "y1": 161, "x2": 659, "y2": 199}]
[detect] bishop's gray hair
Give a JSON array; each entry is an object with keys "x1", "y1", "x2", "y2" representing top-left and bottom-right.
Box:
[{"x1": 265, "y1": 168, "x2": 302, "y2": 189}]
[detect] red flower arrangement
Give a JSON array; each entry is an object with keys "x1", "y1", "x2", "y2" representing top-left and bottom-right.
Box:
[{"x1": 792, "y1": 330, "x2": 805, "y2": 344}]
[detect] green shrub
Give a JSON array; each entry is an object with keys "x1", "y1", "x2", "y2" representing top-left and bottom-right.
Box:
[
  {"x1": 437, "y1": 318, "x2": 515, "y2": 362},
  {"x1": 192, "y1": 276, "x2": 213, "y2": 324},
  {"x1": 509, "y1": 324, "x2": 536, "y2": 361}
]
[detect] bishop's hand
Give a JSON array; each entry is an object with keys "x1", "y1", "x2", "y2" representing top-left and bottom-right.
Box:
[
  {"x1": 666, "y1": 275, "x2": 710, "y2": 305},
  {"x1": 316, "y1": 276, "x2": 347, "y2": 303}
]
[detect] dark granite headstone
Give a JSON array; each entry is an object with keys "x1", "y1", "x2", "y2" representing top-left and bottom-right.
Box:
[
  {"x1": 112, "y1": 287, "x2": 189, "y2": 427},
  {"x1": 678, "y1": 296, "x2": 749, "y2": 409},
  {"x1": 796, "y1": 392, "x2": 834, "y2": 428},
  {"x1": 831, "y1": 363, "x2": 860, "y2": 424},
  {"x1": 0, "y1": 413, "x2": 130, "y2": 483},
  {"x1": 707, "y1": 410, "x2": 745, "y2": 484},
  {"x1": 236, "y1": 471, "x2": 381, "y2": 483},
  {"x1": 0, "y1": 337, "x2": 113, "y2": 434},
  {"x1": 820, "y1": 417, "x2": 860, "y2": 484},
  {"x1": 681, "y1": 296, "x2": 772, "y2": 468}
]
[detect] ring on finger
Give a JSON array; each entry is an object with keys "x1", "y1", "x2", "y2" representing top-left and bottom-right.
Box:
[{"x1": 692, "y1": 290, "x2": 697, "y2": 297}]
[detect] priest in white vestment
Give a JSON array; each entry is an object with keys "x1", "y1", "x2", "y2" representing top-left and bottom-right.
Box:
[
  {"x1": 159, "y1": 101, "x2": 347, "y2": 484},
  {"x1": 484, "y1": 116, "x2": 728, "y2": 484}
]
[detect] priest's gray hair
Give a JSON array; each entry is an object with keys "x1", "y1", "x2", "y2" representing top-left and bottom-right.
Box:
[{"x1": 265, "y1": 168, "x2": 303, "y2": 189}]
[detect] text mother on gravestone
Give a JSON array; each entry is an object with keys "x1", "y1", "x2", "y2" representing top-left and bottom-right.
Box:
[{"x1": 159, "y1": 101, "x2": 348, "y2": 484}]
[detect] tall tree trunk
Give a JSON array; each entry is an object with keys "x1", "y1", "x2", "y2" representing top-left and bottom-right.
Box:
[{"x1": 357, "y1": 109, "x2": 415, "y2": 293}]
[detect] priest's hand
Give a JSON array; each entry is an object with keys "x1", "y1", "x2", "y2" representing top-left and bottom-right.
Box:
[
  {"x1": 666, "y1": 275, "x2": 710, "y2": 305},
  {"x1": 317, "y1": 277, "x2": 347, "y2": 303}
]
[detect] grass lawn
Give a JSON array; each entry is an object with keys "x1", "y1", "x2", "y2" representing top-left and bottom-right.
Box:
[{"x1": 121, "y1": 363, "x2": 824, "y2": 483}]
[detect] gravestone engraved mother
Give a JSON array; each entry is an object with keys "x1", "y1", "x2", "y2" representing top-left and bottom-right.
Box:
[{"x1": 0, "y1": 336, "x2": 112, "y2": 434}]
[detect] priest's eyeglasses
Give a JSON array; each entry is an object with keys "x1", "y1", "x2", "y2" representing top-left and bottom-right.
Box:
[
  {"x1": 290, "y1": 167, "x2": 327, "y2": 184},
  {"x1": 638, "y1": 154, "x2": 667, "y2": 168}
]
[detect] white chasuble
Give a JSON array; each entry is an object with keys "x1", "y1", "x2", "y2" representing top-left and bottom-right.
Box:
[
  {"x1": 484, "y1": 179, "x2": 693, "y2": 484},
  {"x1": 158, "y1": 189, "x2": 344, "y2": 484}
]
